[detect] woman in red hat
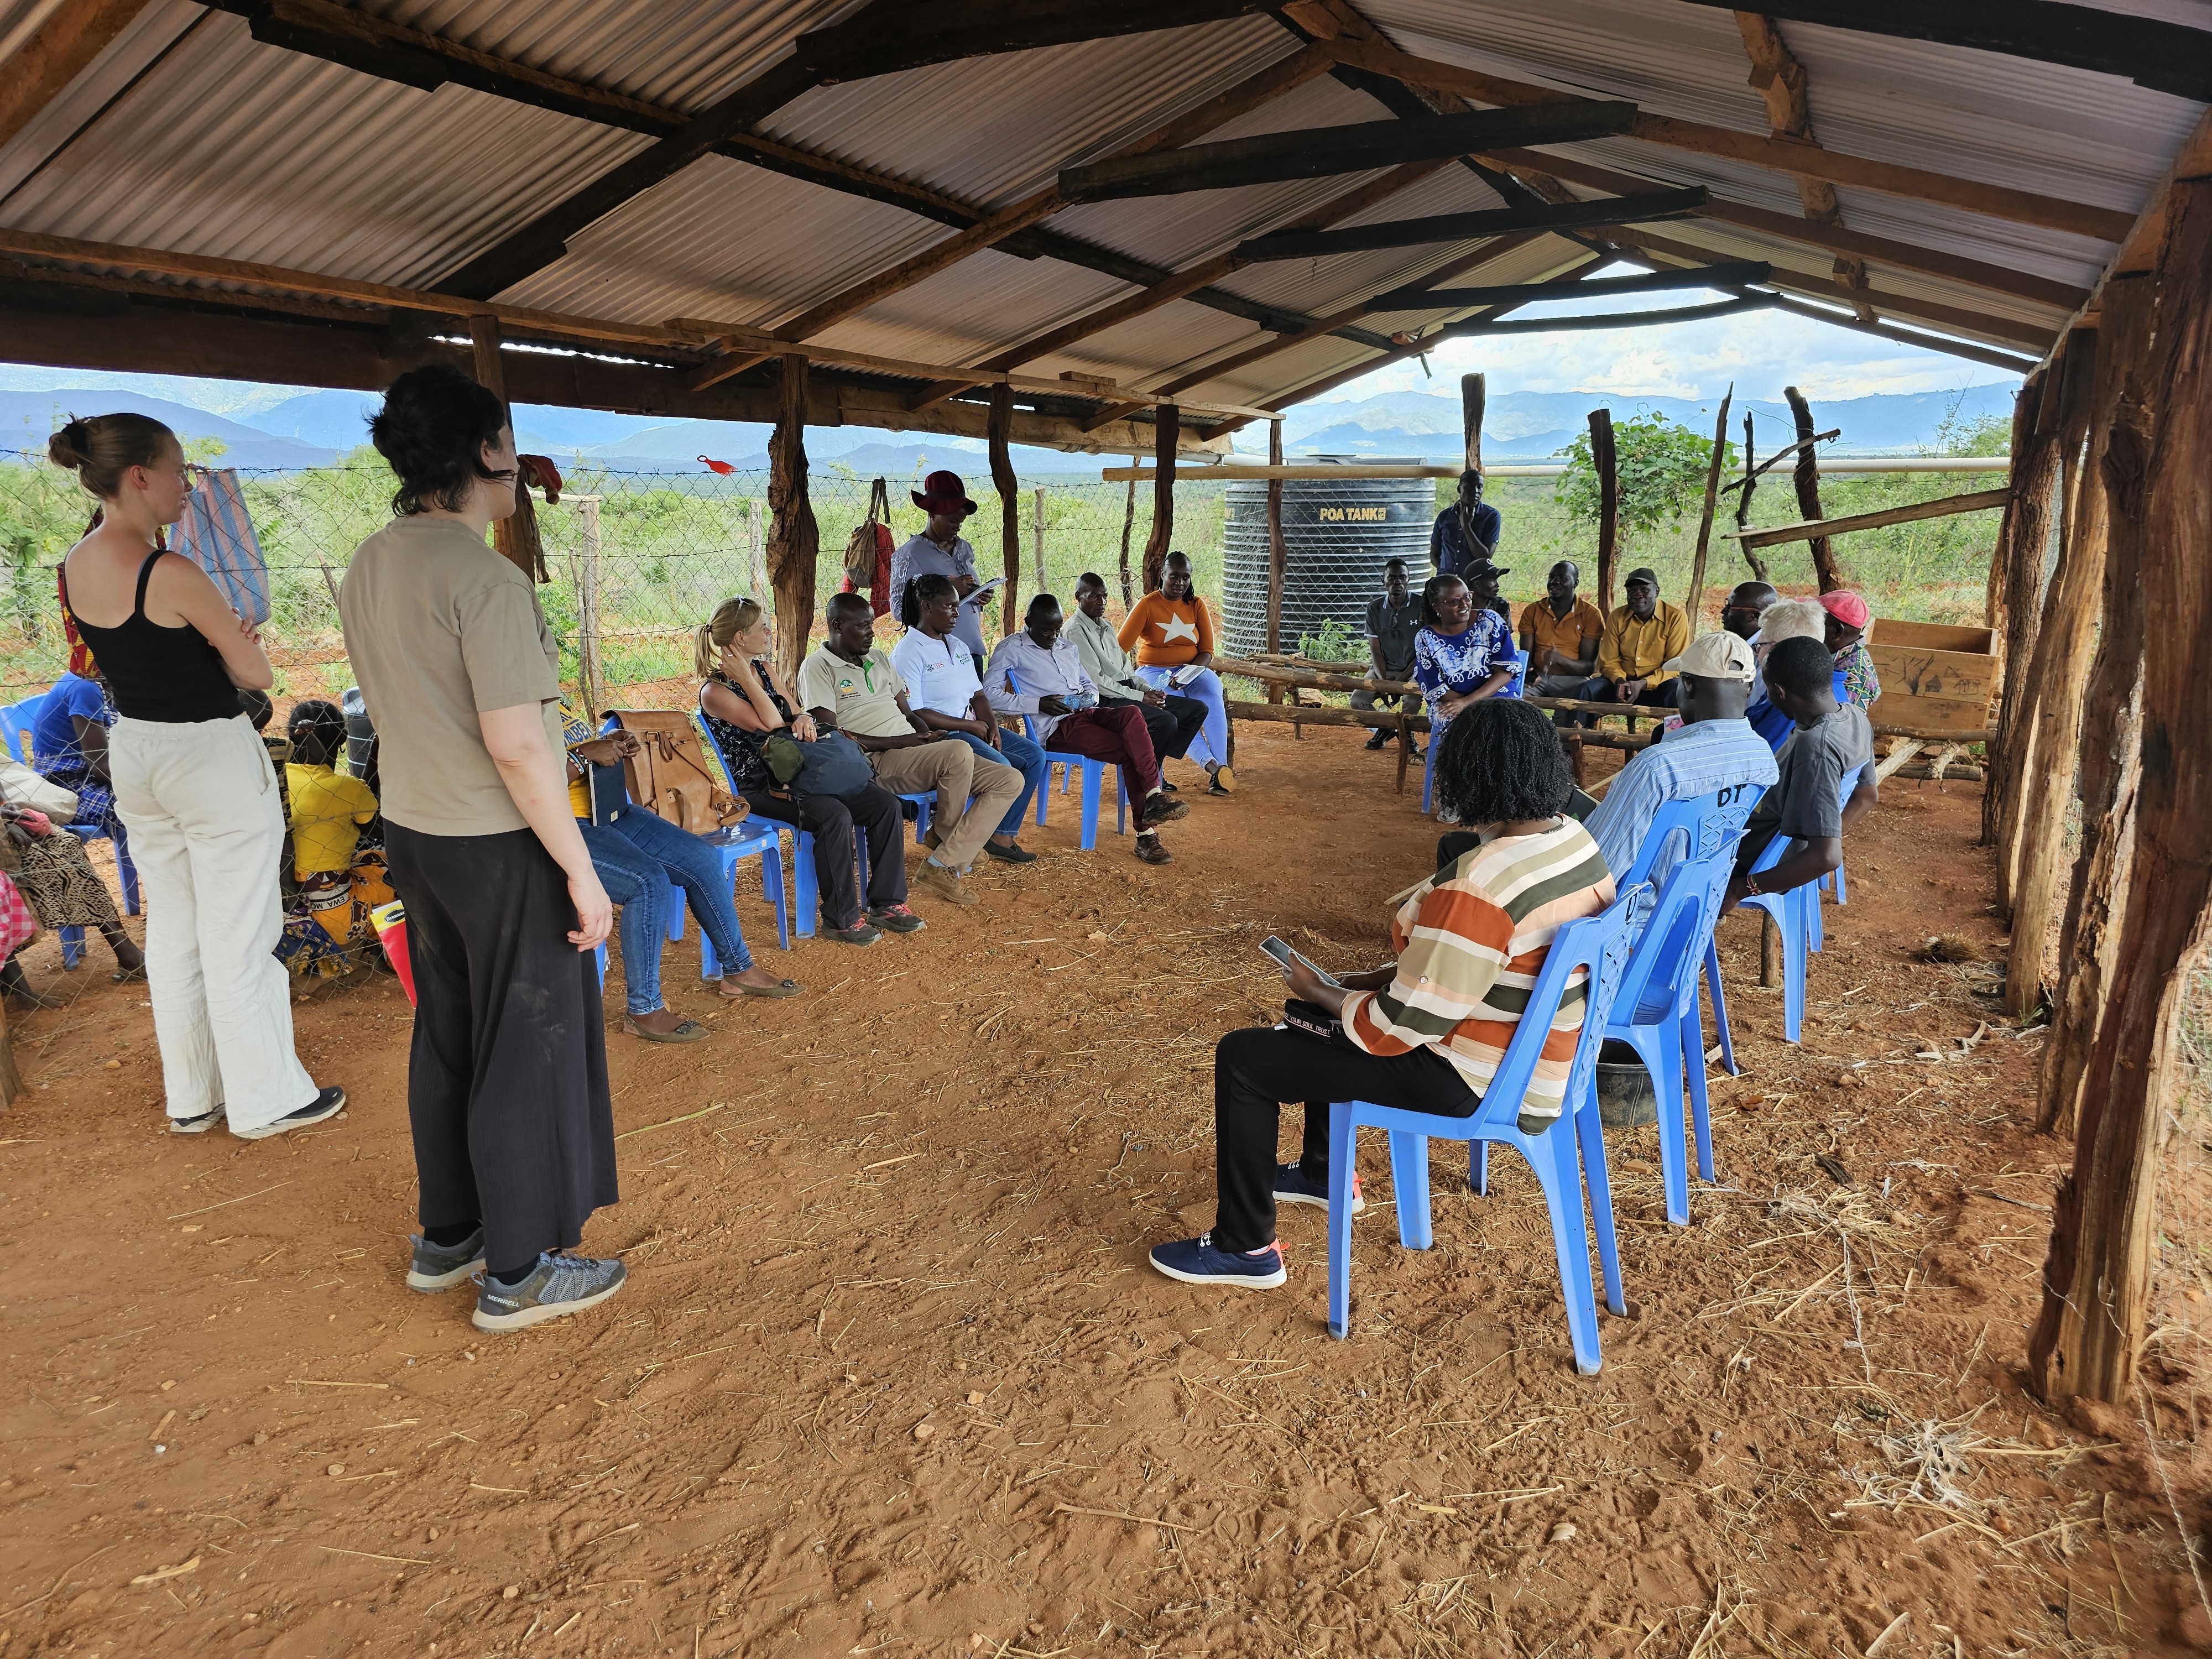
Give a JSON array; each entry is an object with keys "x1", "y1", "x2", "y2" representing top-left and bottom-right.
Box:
[
  {"x1": 888, "y1": 472, "x2": 990, "y2": 672},
  {"x1": 1817, "y1": 590, "x2": 1880, "y2": 709}
]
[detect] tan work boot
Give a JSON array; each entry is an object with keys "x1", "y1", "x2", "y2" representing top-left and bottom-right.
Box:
[{"x1": 914, "y1": 860, "x2": 978, "y2": 905}]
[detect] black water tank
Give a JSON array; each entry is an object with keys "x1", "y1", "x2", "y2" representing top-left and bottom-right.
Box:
[
  {"x1": 1220, "y1": 464, "x2": 1434, "y2": 659},
  {"x1": 341, "y1": 686, "x2": 375, "y2": 775}
]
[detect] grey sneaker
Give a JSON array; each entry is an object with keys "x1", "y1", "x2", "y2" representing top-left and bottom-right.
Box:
[
  {"x1": 472, "y1": 1253, "x2": 627, "y2": 1333},
  {"x1": 232, "y1": 1086, "x2": 346, "y2": 1140},
  {"x1": 406, "y1": 1227, "x2": 487, "y2": 1292},
  {"x1": 168, "y1": 1107, "x2": 224, "y2": 1135}
]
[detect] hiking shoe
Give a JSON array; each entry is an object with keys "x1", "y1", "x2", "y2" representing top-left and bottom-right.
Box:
[
  {"x1": 915, "y1": 861, "x2": 978, "y2": 905},
  {"x1": 1206, "y1": 765, "x2": 1237, "y2": 797},
  {"x1": 1148, "y1": 1233, "x2": 1285, "y2": 1290},
  {"x1": 1275, "y1": 1161, "x2": 1364, "y2": 1215},
  {"x1": 866, "y1": 903, "x2": 926, "y2": 935},
  {"x1": 1134, "y1": 833, "x2": 1172, "y2": 866},
  {"x1": 233, "y1": 1086, "x2": 346, "y2": 1140},
  {"x1": 824, "y1": 920, "x2": 882, "y2": 946},
  {"x1": 983, "y1": 840, "x2": 1037, "y2": 864},
  {"x1": 407, "y1": 1226, "x2": 486, "y2": 1292},
  {"x1": 471, "y1": 1253, "x2": 627, "y2": 1333},
  {"x1": 1364, "y1": 728, "x2": 1389, "y2": 751},
  {"x1": 1141, "y1": 791, "x2": 1189, "y2": 827},
  {"x1": 168, "y1": 1107, "x2": 223, "y2": 1135}
]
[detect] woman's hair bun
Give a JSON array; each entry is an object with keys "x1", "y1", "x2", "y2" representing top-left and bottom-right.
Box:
[{"x1": 45, "y1": 419, "x2": 92, "y2": 471}]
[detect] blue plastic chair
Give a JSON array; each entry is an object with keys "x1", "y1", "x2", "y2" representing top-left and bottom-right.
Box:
[
  {"x1": 1600, "y1": 848, "x2": 1739, "y2": 1227},
  {"x1": 2, "y1": 690, "x2": 143, "y2": 967},
  {"x1": 1734, "y1": 765, "x2": 1864, "y2": 1044},
  {"x1": 1327, "y1": 883, "x2": 1644, "y2": 1375},
  {"x1": 1616, "y1": 783, "x2": 1766, "y2": 1079}
]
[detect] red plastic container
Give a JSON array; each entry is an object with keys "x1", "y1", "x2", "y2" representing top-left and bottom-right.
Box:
[{"x1": 370, "y1": 900, "x2": 415, "y2": 1005}]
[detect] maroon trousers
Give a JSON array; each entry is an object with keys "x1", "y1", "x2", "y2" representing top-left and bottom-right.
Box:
[{"x1": 1042, "y1": 705, "x2": 1159, "y2": 812}]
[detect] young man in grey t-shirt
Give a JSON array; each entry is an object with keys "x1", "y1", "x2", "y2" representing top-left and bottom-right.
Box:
[{"x1": 1726, "y1": 634, "x2": 1877, "y2": 909}]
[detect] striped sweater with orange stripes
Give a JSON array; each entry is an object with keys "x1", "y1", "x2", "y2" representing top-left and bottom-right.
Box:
[{"x1": 1342, "y1": 819, "x2": 1616, "y2": 1123}]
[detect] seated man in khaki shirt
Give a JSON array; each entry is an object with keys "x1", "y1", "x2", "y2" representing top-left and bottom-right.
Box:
[
  {"x1": 1562, "y1": 566, "x2": 1692, "y2": 729},
  {"x1": 794, "y1": 593, "x2": 1024, "y2": 908}
]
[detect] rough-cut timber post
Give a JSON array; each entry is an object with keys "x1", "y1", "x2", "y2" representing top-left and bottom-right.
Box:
[
  {"x1": 1688, "y1": 383, "x2": 1735, "y2": 626},
  {"x1": 1734, "y1": 411, "x2": 1768, "y2": 582},
  {"x1": 2005, "y1": 325, "x2": 2109, "y2": 1020},
  {"x1": 766, "y1": 353, "x2": 819, "y2": 692},
  {"x1": 1995, "y1": 341, "x2": 2100, "y2": 907},
  {"x1": 1984, "y1": 383, "x2": 2041, "y2": 629},
  {"x1": 1783, "y1": 386, "x2": 1842, "y2": 591},
  {"x1": 1117, "y1": 477, "x2": 1136, "y2": 610},
  {"x1": 2031, "y1": 180, "x2": 2212, "y2": 1407},
  {"x1": 1141, "y1": 405, "x2": 1178, "y2": 594},
  {"x1": 988, "y1": 383, "x2": 1019, "y2": 636},
  {"x1": 1265, "y1": 419, "x2": 1286, "y2": 706},
  {"x1": 0, "y1": 997, "x2": 17, "y2": 1111},
  {"x1": 1589, "y1": 409, "x2": 1618, "y2": 609},
  {"x1": 2038, "y1": 276, "x2": 2156, "y2": 1139},
  {"x1": 469, "y1": 314, "x2": 521, "y2": 572},
  {"x1": 1983, "y1": 358, "x2": 2068, "y2": 873},
  {"x1": 1462, "y1": 371, "x2": 1485, "y2": 473}
]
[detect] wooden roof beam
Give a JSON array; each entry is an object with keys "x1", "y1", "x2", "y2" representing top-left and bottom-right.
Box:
[
  {"x1": 1678, "y1": 0, "x2": 2212, "y2": 104},
  {"x1": 1369, "y1": 259, "x2": 1771, "y2": 308},
  {"x1": 1056, "y1": 103, "x2": 1636, "y2": 203},
  {"x1": 1321, "y1": 34, "x2": 2136, "y2": 242},
  {"x1": 1733, "y1": 11, "x2": 1876, "y2": 323},
  {"x1": 1232, "y1": 188, "x2": 1708, "y2": 262},
  {"x1": 0, "y1": 0, "x2": 163, "y2": 152}
]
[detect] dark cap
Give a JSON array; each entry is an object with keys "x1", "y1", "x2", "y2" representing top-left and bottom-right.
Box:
[
  {"x1": 1463, "y1": 559, "x2": 1511, "y2": 581},
  {"x1": 1624, "y1": 566, "x2": 1660, "y2": 588}
]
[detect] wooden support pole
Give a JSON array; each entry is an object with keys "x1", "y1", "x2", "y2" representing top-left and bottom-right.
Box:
[
  {"x1": 1688, "y1": 383, "x2": 1734, "y2": 626},
  {"x1": 1031, "y1": 484, "x2": 1047, "y2": 596},
  {"x1": 1462, "y1": 372, "x2": 1486, "y2": 475},
  {"x1": 747, "y1": 497, "x2": 767, "y2": 598},
  {"x1": 1589, "y1": 409, "x2": 1618, "y2": 610},
  {"x1": 2038, "y1": 278, "x2": 2156, "y2": 1139},
  {"x1": 1982, "y1": 358, "x2": 2067, "y2": 869},
  {"x1": 765, "y1": 354, "x2": 818, "y2": 692},
  {"x1": 1117, "y1": 477, "x2": 1136, "y2": 611},
  {"x1": 468, "y1": 314, "x2": 523, "y2": 572},
  {"x1": 1141, "y1": 406, "x2": 1178, "y2": 594},
  {"x1": 575, "y1": 494, "x2": 605, "y2": 718},
  {"x1": 1734, "y1": 410, "x2": 1768, "y2": 582},
  {"x1": 2031, "y1": 179, "x2": 2212, "y2": 1406},
  {"x1": 2006, "y1": 323, "x2": 2113, "y2": 1021},
  {"x1": 1783, "y1": 386, "x2": 1843, "y2": 591},
  {"x1": 988, "y1": 383, "x2": 1019, "y2": 637},
  {"x1": 1265, "y1": 419, "x2": 1286, "y2": 704}
]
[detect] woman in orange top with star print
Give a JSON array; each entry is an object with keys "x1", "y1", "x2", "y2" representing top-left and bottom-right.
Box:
[{"x1": 1117, "y1": 551, "x2": 1234, "y2": 795}]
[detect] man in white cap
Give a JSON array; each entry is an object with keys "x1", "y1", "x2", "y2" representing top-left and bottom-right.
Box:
[{"x1": 1584, "y1": 630, "x2": 1778, "y2": 881}]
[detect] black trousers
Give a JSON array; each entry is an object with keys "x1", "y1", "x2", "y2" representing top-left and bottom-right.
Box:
[
  {"x1": 1212, "y1": 1023, "x2": 1477, "y2": 1251},
  {"x1": 745, "y1": 784, "x2": 904, "y2": 928},
  {"x1": 1558, "y1": 675, "x2": 1680, "y2": 729},
  {"x1": 1103, "y1": 693, "x2": 1206, "y2": 764},
  {"x1": 385, "y1": 822, "x2": 618, "y2": 1276}
]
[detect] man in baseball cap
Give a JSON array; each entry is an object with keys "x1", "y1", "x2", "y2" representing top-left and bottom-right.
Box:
[
  {"x1": 1583, "y1": 630, "x2": 1777, "y2": 880},
  {"x1": 889, "y1": 471, "x2": 990, "y2": 668},
  {"x1": 1566, "y1": 566, "x2": 1692, "y2": 729},
  {"x1": 1817, "y1": 588, "x2": 1881, "y2": 709}
]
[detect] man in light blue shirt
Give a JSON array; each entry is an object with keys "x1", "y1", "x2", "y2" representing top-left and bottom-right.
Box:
[{"x1": 1586, "y1": 632, "x2": 1778, "y2": 881}]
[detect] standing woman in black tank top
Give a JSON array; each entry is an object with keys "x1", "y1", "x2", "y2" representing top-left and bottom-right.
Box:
[{"x1": 50, "y1": 414, "x2": 344, "y2": 1140}]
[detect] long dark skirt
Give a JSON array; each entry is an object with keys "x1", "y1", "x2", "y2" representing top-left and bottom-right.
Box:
[{"x1": 385, "y1": 822, "x2": 617, "y2": 1274}]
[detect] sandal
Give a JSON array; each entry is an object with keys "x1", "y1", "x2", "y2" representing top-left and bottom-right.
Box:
[
  {"x1": 721, "y1": 975, "x2": 803, "y2": 999},
  {"x1": 619, "y1": 1014, "x2": 709, "y2": 1044}
]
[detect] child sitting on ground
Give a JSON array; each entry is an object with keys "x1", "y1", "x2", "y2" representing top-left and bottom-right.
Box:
[{"x1": 276, "y1": 699, "x2": 379, "y2": 977}]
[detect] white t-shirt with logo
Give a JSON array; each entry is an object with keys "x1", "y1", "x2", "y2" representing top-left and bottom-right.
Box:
[{"x1": 888, "y1": 628, "x2": 983, "y2": 719}]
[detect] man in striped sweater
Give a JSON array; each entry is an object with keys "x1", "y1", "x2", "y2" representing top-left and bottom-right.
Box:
[{"x1": 1151, "y1": 700, "x2": 1615, "y2": 1291}]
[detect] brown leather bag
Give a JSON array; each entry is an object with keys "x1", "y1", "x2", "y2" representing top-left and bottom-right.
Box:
[{"x1": 604, "y1": 711, "x2": 750, "y2": 835}]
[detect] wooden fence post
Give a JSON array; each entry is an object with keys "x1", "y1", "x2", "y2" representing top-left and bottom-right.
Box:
[
  {"x1": 1734, "y1": 411, "x2": 1767, "y2": 583},
  {"x1": 468, "y1": 314, "x2": 523, "y2": 572},
  {"x1": 2038, "y1": 279, "x2": 2155, "y2": 1138},
  {"x1": 1783, "y1": 385, "x2": 1843, "y2": 592},
  {"x1": 2004, "y1": 322, "x2": 2112, "y2": 1020},
  {"x1": 1140, "y1": 405, "x2": 1177, "y2": 595},
  {"x1": 1589, "y1": 408, "x2": 1617, "y2": 611},
  {"x1": 1032, "y1": 484, "x2": 1047, "y2": 596},
  {"x1": 2029, "y1": 179, "x2": 2212, "y2": 1406},
  {"x1": 766, "y1": 354, "x2": 819, "y2": 692},
  {"x1": 1462, "y1": 371, "x2": 1485, "y2": 474},
  {"x1": 1983, "y1": 383, "x2": 2040, "y2": 630},
  {"x1": 747, "y1": 497, "x2": 766, "y2": 599},
  {"x1": 575, "y1": 493, "x2": 604, "y2": 717},
  {"x1": 1983, "y1": 357, "x2": 2069, "y2": 878},
  {"x1": 1688, "y1": 383, "x2": 1734, "y2": 628},
  {"x1": 988, "y1": 383, "x2": 1019, "y2": 635},
  {"x1": 1117, "y1": 477, "x2": 1136, "y2": 611}
]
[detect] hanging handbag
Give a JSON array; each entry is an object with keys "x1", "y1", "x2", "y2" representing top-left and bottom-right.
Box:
[
  {"x1": 604, "y1": 711, "x2": 750, "y2": 834},
  {"x1": 842, "y1": 477, "x2": 890, "y2": 585},
  {"x1": 169, "y1": 466, "x2": 271, "y2": 624},
  {"x1": 759, "y1": 729, "x2": 873, "y2": 799}
]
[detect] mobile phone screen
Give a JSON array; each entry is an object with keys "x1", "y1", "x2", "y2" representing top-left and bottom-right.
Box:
[{"x1": 1259, "y1": 935, "x2": 1342, "y2": 988}]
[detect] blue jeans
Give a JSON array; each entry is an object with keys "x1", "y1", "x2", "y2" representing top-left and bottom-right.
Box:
[
  {"x1": 1134, "y1": 665, "x2": 1227, "y2": 768},
  {"x1": 943, "y1": 727, "x2": 1046, "y2": 837},
  {"x1": 577, "y1": 811, "x2": 753, "y2": 1015}
]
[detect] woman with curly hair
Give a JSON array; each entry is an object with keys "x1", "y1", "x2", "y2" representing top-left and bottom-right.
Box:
[{"x1": 1149, "y1": 698, "x2": 1613, "y2": 1291}]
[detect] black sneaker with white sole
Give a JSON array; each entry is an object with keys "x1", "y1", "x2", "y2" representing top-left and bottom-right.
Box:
[
  {"x1": 232, "y1": 1086, "x2": 346, "y2": 1141},
  {"x1": 407, "y1": 1227, "x2": 487, "y2": 1292},
  {"x1": 1274, "y1": 1160, "x2": 1364, "y2": 1215},
  {"x1": 472, "y1": 1253, "x2": 627, "y2": 1333}
]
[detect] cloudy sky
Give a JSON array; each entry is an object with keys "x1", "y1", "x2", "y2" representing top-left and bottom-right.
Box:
[{"x1": 1321, "y1": 262, "x2": 2023, "y2": 406}]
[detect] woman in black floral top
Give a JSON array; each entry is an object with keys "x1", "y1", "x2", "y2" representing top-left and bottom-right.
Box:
[{"x1": 695, "y1": 597, "x2": 921, "y2": 945}]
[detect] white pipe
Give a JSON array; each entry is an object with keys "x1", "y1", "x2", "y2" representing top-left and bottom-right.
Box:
[{"x1": 1099, "y1": 457, "x2": 2011, "y2": 482}]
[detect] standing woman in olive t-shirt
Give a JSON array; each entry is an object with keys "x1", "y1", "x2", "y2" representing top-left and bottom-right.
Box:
[{"x1": 340, "y1": 364, "x2": 623, "y2": 1335}]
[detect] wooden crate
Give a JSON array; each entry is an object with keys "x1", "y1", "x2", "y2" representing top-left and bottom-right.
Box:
[{"x1": 1868, "y1": 618, "x2": 1996, "y2": 735}]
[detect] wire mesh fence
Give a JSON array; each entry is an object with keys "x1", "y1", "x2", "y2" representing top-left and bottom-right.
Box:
[{"x1": 0, "y1": 446, "x2": 1999, "y2": 720}]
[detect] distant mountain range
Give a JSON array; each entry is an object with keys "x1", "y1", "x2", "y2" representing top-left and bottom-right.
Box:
[{"x1": 1260, "y1": 384, "x2": 2016, "y2": 462}]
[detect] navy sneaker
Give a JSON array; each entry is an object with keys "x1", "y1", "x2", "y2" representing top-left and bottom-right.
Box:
[
  {"x1": 1147, "y1": 1233, "x2": 1286, "y2": 1290},
  {"x1": 406, "y1": 1226, "x2": 487, "y2": 1292},
  {"x1": 1274, "y1": 1161, "x2": 1365, "y2": 1215},
  {"x1": 472, "y1": 1253, "x2": 627, "y2": 1333}
]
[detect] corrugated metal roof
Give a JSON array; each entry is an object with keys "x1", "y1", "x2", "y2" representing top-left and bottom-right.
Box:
[{"x1": 0, "y1": 0, "x2": 2200, "y2": 438}]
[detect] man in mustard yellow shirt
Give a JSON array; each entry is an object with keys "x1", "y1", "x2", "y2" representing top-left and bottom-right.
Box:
[{"x1": 1565, "y1": 566, "x2": 1692, "y2": 728}]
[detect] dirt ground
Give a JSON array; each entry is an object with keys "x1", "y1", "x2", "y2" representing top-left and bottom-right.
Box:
[{"x1": 2, "y1": 721, "x2": 2209, "y2": 1659}]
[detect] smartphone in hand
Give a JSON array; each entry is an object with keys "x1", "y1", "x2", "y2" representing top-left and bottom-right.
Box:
[{"x1": 1259, "y1": 934, "x2": 1342, "y2": 988}]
